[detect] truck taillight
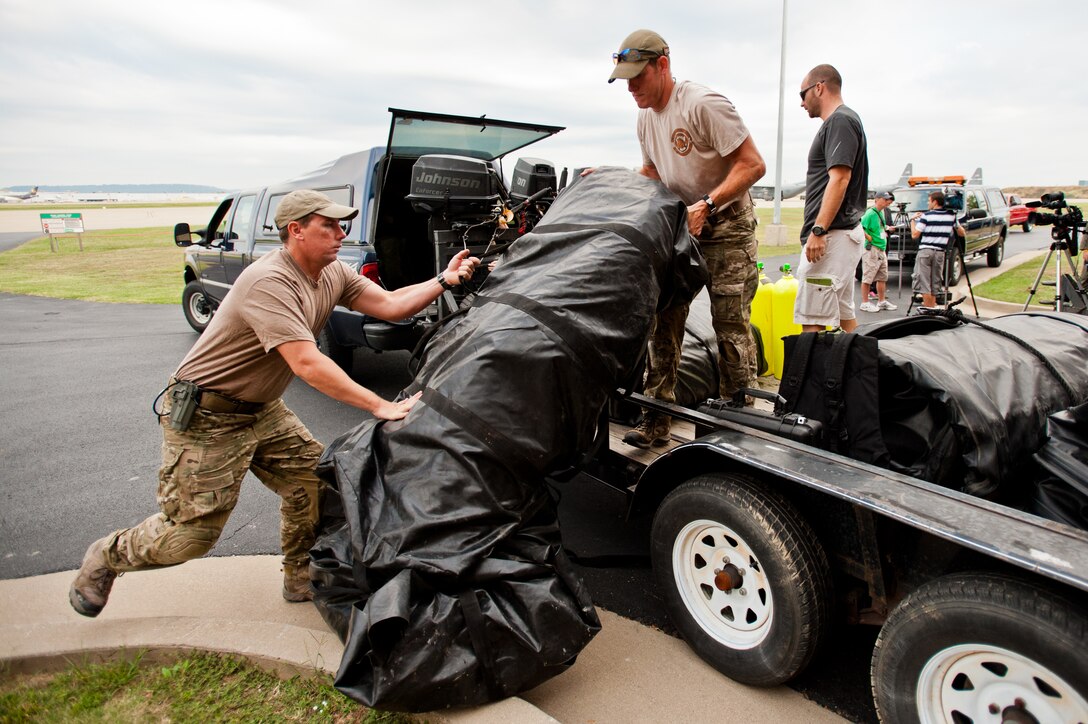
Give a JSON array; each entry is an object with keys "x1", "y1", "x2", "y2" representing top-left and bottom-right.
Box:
[{"x1": 361, "y1": 262, "x2": 381, "y2": 285}]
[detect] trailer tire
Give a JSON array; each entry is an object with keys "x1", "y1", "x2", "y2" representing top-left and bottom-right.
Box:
[
  {"x1": 872, "y1": 572, "x2": 1088, "y2": 724},
  {"x1": 650, "y1": 473, "x2": 832, "y2": 686},
  {"x1": 182, "y1": 281, "x2": 213, "y2": 333}
]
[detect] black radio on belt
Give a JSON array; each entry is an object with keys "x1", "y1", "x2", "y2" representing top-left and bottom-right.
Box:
[{"x1": 168, "y1": 381, "x2": 200, "y2": 431}]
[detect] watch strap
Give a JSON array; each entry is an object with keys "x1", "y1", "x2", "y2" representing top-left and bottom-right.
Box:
[
  {"x1": 437, "y1": 273, "x2": 456, "y2": 291},
  {"x1": 701, "y1": 194, "x2": 718, "y2": 214}
]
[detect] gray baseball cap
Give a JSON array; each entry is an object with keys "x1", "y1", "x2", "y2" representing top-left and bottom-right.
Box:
[
  {"x1": 274, "y1": 189, "x2": 358, "y2": 230},
  {"x1": 877, "y1": 191, "x2": 895, "y2": 201}
]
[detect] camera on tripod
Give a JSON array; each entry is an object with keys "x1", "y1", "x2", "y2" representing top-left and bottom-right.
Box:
[{"x1": 1027, "y1": 191, "x2": 1083, "y2": 254}]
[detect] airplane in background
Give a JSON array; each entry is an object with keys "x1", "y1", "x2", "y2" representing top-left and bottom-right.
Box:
[
  {"x1": 750, "y1": 180, "x2": 806, "y2": 201},
  {"x1": 869, "y1": 164, "x2": 912, "y2": 199},
  {"x1": 0, "y1": 186, "x2": 39, "y2": 202}
]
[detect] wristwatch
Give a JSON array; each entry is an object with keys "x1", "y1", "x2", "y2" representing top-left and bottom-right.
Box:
[
  {"x1": 811, "y1": 225, "x2": 827, "y2": 237},
  {"x1": 701, "y1": 194, "x2": 718, "y2": 214},
  {"x1": 436, "y1": 273, "x2": 456, "y2": 291}
]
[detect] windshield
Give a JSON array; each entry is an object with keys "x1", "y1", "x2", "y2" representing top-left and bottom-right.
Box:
[
  {"x1": 386, "y1": 108, "x2": 564, "y2": 161},
  {"x1": 892, "y1": 187, "x2": 965, "y2": 215}
]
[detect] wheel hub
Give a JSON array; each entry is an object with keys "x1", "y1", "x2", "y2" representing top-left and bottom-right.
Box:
[{"x1": 714, "y1": 563, "x2": 743, "y2": 592}]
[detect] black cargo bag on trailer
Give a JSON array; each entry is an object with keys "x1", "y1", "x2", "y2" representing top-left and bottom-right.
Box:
[
  {"x1": 777, "y1": 331, "x2": 889, "y2": 465},
  {"x1": 870, "y1": 312, "x2": 1088, "y2": 500},
  {"x1": 309, "y1": 167, "x2": 708, "y2": 712}
]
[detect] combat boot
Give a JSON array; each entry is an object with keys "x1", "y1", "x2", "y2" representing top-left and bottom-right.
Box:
[
  {"x1": 622, "y1": 413, "x2": 672, "y2": 449},
  {"x1": 69, "y1": 537, "x2": 119, "y2": 618},
  {"x1": 283, "y1": 562, "x2": 313, "y2": 603}
]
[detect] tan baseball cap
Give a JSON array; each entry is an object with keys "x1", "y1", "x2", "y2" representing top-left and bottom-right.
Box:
[
  {"x1": 274, "y1": 189, "x2": 359, "y2": 229},
  {"x1": 608, "y1": 29, "x2": 669, "y2": 84}
]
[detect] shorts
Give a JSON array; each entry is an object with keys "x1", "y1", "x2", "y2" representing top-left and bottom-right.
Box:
[
  {"x1": 861, "y1": 245, "x2": 888, "y2": 284},
  {"x1": 913, "y1": 248, "x2": 945, "y2": 295},
  {"x1": 794, "y1": 225, "x2": 866, "y2": 327}
]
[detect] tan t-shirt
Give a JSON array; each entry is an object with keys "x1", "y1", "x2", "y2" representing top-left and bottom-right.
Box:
[
  {"x1": 175, "y1": 248, "x2": 370, "y2": 403},
  {"x1": 637, "y1": 80, "x2": 750, "y2": 208}
]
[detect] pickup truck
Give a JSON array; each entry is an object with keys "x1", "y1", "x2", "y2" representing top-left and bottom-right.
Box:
[
  {"x1": 1008, "y1": 193, "x2": 1034, "y2": 232},
  {"x1": 587, "y1": 314, "x2": 1088, "y2": 722},
  {"x1": 883, "y1": 177, "x2": 1009, "y2": 285},
  {"x1": 174, "y1": 108, "x2": 564, "y2": 373}
]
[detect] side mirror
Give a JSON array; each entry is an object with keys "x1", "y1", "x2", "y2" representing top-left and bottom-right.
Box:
[
  {"x1": 174, "y1": 223, "x2": 194, "y2": 247},
  {"x1": 967, "y1": 208, "x2": 987, "y2": 220}
]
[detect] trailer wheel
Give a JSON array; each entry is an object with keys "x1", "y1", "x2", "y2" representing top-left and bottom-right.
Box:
[
  {"x1": 182, "y1": 281, "x2": 213, "y2": 333},
  {"x1": 317, "y1": 327, "x2": 353, "y2": 374},
  {"x1": 872, "y1": 572, "x2": 1088, "y2": 723},
  {"x1": 650, "y1": 473, "x2": 832, "y2": 686}
]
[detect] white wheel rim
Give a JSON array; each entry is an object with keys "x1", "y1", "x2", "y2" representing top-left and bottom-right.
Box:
[
  {"x1": 188, "y1": 293, "x2": 211, "y2": 324},
  {"x1": 916, "y1": 643, "x2": 1088, "y2": 723},
  {"x1": 671, "y1": 519, "x2": 772, "y2": 649}
]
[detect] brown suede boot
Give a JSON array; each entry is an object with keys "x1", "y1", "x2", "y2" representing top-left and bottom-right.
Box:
[
  {"x1": 283, "y1": 563, "x2": 313, "y2": 603},
  {"x1": 69, "y1": 537, "x2": 119, "y2": 618},
  {"x1": 622, "y1": 413, "x2": 672, "y2": 449}
]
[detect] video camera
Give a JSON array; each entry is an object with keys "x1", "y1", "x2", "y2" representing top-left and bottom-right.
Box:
[{"x1": 1027, "y1": 191, "x2": 1084, "y2": 253}]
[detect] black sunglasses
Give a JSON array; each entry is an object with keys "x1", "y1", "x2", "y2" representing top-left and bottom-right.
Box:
[
  {"x1": 799, "y1": 81, "x2": 822, "y2": 101},
  {"x1": 613, "y1": 48, "x2": 661, "y2": 65}
]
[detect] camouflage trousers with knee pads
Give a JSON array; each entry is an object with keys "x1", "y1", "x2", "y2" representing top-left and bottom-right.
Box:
[
  {"x1": 102, "y1": 397, "x2": 324, "y2": 573},
  {"x1": 644, "y1": 208, "x2": 760, "y2": 402}
]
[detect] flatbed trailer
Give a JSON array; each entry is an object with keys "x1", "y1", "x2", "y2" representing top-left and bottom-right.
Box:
[{"x1": 582, "y1": 392, "x2": 1088, "y2": 723}]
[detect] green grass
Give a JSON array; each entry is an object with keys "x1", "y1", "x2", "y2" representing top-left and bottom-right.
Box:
[
  {"x1": 0, "y1": 650, "x2": 414, "y2": 723},
  {"x1": 0, "y1": 227, "x2": 185, "y2": 304},
  {"x1": 755, "y1": 207, "x2": 803, "y2": 262},
  {"x1": 974, "y1": 253, "x2": 1057, "y2": 305}
]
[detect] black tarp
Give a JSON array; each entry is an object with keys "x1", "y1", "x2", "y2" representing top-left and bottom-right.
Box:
[
  {"x1": 1033, "y1": 402, "x2": 1088, "y2": 529},
  {"x1": 861, "y1": 312, "x2": 1088, "y2": 499},
  {"x1": 310, "y1": 167, "x2": 707, "y2": 712}
]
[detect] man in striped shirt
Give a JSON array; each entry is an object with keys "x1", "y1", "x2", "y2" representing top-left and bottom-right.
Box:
[{"x1": 910, "y1": 191, "x2": 964, "y2": 307}]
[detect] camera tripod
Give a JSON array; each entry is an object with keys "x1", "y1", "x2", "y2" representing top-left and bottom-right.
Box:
[
  {"x1": 1023, "y1": 238, "x2": 1086, "y2": 313},
  {"x1": 889, "y1": 203, "x2": 911, "y2": 295}
]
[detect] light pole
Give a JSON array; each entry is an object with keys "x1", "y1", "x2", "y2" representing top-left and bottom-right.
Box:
[{"x1": 765, "y1": 0, "x2": 791, "y2": 246}]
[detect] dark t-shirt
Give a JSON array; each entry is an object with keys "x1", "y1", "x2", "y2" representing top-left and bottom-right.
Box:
[{"x1": 802, "y1": 105, "x2": 869, "y2": 240}]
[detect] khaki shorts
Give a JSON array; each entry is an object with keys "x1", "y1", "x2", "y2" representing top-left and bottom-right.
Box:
[
  {"x1": 862, "y1": 245, "x2": 889, "y2": 284},
  {"x1": 794, "y1": 225, "x2": 866, "y2": 327},
  {"x1": 913, "y1": 248, "x2": 946, "y2": 295}
]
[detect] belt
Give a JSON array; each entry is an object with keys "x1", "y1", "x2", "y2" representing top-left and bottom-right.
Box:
[
  {"x1": 707, "y1": 201, "x2": 754, "y2": 225},
  {"x1": 198, "y1": 388, "x2": 264, "y2": 415}
]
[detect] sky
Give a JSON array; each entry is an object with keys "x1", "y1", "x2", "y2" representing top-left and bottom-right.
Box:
[{"x1": 2, "y1": 0, "x2": 1086, "y2": 192}]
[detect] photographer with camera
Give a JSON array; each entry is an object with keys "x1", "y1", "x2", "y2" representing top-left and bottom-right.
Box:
[
  {"x1": 859, "y1": 191, "x2": 897, "y2": 313},
  {"x1": 911, "y1": 190, "x2": 964, "y2": 308}
]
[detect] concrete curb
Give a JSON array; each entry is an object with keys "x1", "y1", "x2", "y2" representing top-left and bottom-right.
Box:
[{"x1": 0, "y1": 555, "x2": 844, "y2": 723}]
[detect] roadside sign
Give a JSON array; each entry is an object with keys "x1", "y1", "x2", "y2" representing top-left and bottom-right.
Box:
[
  {"x1": 40, "y1": 212, "x2": 85, "y2": 234},
  {"x1": 40, "y1": 212, "x2": 85, "y2": 252}
]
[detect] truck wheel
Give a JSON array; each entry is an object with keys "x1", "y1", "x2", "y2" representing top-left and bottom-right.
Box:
[
  {"x1": 986, "y1": 236, "x2": 1005, "y2": 267},
  {"x1": 182, "y1": 281, "x2": 213, "y2": 333},
  {"x1": 317, "y1": 327, "x2": 354, "y2": 374},
  {"x1": 872, "y1": 572, "x2": 1088, "y2": 724},
  {"x1": 1022, "y1": 220, "x2": 1033, "y2": 233},
  {"x1": 945, "y1": 249, "x2": 963, "y2": 286},
  {"x1": 650, "y1": 474, "x2": 832, "y2": 686}
]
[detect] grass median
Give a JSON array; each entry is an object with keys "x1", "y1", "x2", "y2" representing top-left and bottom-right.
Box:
[
  {"x1": 0, "y1": 228, "x2": 186, "y2": 304},
  {"x1": 0, "y1": 215, "x2": 1053, "y2": 307}
]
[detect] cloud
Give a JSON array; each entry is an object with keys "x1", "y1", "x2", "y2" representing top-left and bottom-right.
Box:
[{"x1": 1, "y1": 0, "x2": 1086, "y2": 188}]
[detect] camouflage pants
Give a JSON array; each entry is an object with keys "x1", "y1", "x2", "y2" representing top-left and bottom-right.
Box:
[
  {"x1": 644, "y1": 208, "x2": 760, "y2": 402},
  {"x1": 102, "y1": 396, "x2": 324, "y2": 572}
]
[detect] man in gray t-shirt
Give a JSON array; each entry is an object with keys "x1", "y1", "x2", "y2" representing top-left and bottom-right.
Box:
[
  {"x1": 70, "y1": 189, "x2": 480, "y2": 619},
  {"x1": 608, "y1": 28, "x2": 766, "y2": 447}
]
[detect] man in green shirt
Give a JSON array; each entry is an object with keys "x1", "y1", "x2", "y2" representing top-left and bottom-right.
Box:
[{"x1": 859, "y1": 191, "x2": 897, "y2": 312}]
